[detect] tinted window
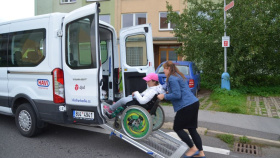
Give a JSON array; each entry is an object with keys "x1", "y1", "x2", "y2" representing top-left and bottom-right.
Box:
[
  {"x1": 9, "y1": 29, "x2": 46, "y2": 67},
  {"x1": 66, "y1": 15, "x2": 96, "y2": 69},
  {"x1": 125, "y1": 34, "x2": 147, "y2": 66},
  {"x1": 0, "y1": 34, "x2": 8, "y2": 67},
  {"x1": 157, "y1": 64, "x2": 189, "y2": 75}
]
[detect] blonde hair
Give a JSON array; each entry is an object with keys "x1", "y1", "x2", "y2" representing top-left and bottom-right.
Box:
[{"x1": 163, "y1": 61, "x2": 186, "y2": 82}]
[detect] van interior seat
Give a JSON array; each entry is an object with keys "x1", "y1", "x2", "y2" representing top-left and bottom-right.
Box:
[
  {"x1": 14, "y1": 51, "x2": 22, "y2": 65},
  {"x1": 27, "y1": 51, "x2": 39, "y2": 63}
]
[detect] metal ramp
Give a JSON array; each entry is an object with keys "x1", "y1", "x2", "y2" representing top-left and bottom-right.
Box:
[{"x1": 100, "y1": 123, "x2": 188, "y2": 158}]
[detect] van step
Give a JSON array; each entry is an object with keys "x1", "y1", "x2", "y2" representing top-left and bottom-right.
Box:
[{"x1": 101, "y1": 123, "x2": 188, "y2": 158}]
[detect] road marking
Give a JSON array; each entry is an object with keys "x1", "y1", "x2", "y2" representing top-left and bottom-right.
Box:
[{"x1": 167, "y1": 132, "x2": 230, "y2": 155}]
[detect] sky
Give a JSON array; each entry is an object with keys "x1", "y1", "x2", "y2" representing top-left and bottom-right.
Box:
[{"x1": 0, "y1": 0, "x2": 34, "y2": 22}]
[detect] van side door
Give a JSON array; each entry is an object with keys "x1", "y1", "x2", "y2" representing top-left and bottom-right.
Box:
[{"x1": 119, "y1": 24, "x2": 155, "y2": 96}]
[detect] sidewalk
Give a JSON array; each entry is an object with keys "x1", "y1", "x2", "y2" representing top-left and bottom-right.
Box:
[{"x1": 161, "y1": 106, "x2": 280, "y2": 147}]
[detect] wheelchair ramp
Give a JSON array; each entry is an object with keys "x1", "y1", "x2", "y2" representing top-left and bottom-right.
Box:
[{"x1": 100, "y1": 123, "x2": 188, "y2": 158}]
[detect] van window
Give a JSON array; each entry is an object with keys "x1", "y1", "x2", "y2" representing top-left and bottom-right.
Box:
[
  {"x1": 66, "y1": 15, "x2": 96, "y2": 69},
  {"x1": 125, "y1": 34, "x2": 147, "y2": 66},
  {"x1": 0, "y1": 34, "x2": 8, "y2": 67},
  {"x1": 100, "y1": 41, "x2": 108, "y2": 63},
  {"x1": 9, "y1": 29, "x2": 46, "y2": 67}
]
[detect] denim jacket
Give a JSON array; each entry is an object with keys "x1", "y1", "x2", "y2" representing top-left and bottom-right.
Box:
[{"x1": 164, "y1": 74, "x2": 198, "y2": 112}]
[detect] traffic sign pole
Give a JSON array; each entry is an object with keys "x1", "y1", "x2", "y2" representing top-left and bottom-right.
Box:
[
  {"x1": 224, "y1": 0, "x2": 227, "y2": 73},
  {"x1": 221, "y1": 0, "x2": 232, "y2": 90}
]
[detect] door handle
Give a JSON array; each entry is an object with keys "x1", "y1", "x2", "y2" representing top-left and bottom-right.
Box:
[{"x1": 7, "y1": 70, "x2": 10, "y2": 74}]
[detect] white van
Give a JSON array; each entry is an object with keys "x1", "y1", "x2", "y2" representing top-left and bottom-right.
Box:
[{"x1": 0, "y1": 3, "x2": 155, "y2": 137}]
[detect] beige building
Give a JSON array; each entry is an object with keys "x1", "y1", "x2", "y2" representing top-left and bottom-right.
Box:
[
  {"x1": 115, "y1": 0, "x2": 184, "y2": 68},
  {"x1": 35, "y1": 0, "x2": 185, "y2": 68}
]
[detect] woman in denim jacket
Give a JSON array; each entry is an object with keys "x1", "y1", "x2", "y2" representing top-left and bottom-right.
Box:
[{"x1": 157, "y1": 61, "x2": 205, "y2": 158}]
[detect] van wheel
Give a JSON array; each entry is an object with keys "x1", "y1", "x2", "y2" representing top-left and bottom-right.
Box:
[{"x1": 15, "y1": 103, "x2": 40, "y2": 137}]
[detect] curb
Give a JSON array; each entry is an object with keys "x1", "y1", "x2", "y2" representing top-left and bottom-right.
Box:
[{"x1": 162, "y1": 122, "x2": 280, "y2": 148}]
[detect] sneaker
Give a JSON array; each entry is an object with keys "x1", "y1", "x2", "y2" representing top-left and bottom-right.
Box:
[{"x1": 103, "y1": 105, "x2": 113, "y2": 114}]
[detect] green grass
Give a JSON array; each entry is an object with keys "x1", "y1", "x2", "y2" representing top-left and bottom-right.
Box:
[
  {"x1": 217, "y1": 134, "x2": 235, "y2": 145},
  {"x1": 208, "y1": 88, "x2": 247, "y2": 114},
  {"x1": 239, "y1": 136, "x2": 251, "y2": 144}
]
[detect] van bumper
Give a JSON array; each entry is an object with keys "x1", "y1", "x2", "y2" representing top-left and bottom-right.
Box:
[{"x1": 35, "y1": 100, "x2": 103, "y2": 125}]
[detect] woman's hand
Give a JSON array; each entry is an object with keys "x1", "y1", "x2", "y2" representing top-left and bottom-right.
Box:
[{"x1": 157, "y1": 94, "x2": 165, "y2": 100}]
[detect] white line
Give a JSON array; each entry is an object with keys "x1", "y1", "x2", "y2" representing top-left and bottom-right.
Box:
[{"x1": 167, "y1": 132, "x2": 230, "y2": 155}]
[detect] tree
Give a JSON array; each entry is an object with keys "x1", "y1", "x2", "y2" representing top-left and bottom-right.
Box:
[{"x1": 167, "y1": 0, "x2": 280, "y2": 87}]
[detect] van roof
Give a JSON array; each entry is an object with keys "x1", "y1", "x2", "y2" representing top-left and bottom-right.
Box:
[
  {"x1": 0, "y1": 13, "x2": 66, "y2": 26},
  {"x1": 0, "y1": 12, "x2": 112, "y2": 28}
]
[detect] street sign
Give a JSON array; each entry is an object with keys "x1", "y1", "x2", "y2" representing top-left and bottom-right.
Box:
[
  {"x1": 222, "y1": 36, "x2": 230, "y2": 47},
  {"x1": 224, "y1": 1, "x2": 234, "y2": 12}
]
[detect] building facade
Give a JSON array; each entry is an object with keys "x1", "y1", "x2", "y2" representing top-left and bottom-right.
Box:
[{"x1": 35, "y1": 0, "x2": 185, "y2": 68}]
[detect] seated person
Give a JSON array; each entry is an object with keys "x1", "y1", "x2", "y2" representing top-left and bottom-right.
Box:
[{"x1": 104, "y1": 73, "x2": 165, "y2": 115}]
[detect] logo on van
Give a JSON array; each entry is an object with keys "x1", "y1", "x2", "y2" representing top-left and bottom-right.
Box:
[
  {"x1": 75, "y1": 84, "x2": 85, "y2": 91},
  {"x1": 37, "y1": 79, "x2": 50, "y2": 87}
]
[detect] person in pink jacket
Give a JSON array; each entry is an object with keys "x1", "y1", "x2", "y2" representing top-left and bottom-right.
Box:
[{"x1": 104, "y1": 73, "x2": 165, "y2": 115}]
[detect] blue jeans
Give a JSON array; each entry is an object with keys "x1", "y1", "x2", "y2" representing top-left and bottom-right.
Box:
[{"x1": 110, "y1": 95, "x2": 133, "y2": 111}]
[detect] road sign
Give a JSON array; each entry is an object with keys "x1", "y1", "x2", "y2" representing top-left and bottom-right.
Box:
[
  {"x1": 222, "y1": 36, "x2": 230, "y2": 47},
  {"x1": 224, "y1": 1, "x2": 234, "y2": 12}
]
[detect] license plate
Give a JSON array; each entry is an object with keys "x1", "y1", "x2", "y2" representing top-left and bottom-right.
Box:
[{"x1": 73, "y1": 110, "x2": 94, "y2": 120}]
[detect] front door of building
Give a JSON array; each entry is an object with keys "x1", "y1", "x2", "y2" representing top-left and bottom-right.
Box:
[{"x1": 158, "y1": 46, "x2": 181, "y2": 64}]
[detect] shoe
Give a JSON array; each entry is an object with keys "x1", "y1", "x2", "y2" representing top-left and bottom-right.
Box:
[
  {"x1": 183, "y1": 150, "x2": 200, "y2": 158},
  {"x1": 103, "y1": 105, "x2": 113, "y2": 114},
  {"x1": 105, "y1": 111, "x2": 113, "y2": 119}
]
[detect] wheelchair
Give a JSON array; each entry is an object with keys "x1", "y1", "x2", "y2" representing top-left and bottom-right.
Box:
[{"x1": 106, "y1": 95, "x2": 165, "y2": 140}]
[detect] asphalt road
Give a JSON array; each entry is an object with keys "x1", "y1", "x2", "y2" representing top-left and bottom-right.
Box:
[
  {"x1": 0, "y1": 115, "x2": 147, "y2": 158},
  {"x1": 1, "y1": 114, "x2": 279, "y2": 158}
]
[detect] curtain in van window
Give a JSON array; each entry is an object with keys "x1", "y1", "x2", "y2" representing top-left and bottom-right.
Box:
[{"x1": 125, "y1": 34, "x2": 147, "y2": 66}]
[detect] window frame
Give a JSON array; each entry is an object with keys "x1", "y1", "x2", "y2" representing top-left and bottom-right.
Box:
[
  {"x1": 121, "y1": 13, "x2": 147, "y2": 28},
  {"x1": 61, "y1": 0, "x2": 76, "y2": 4},
  {"x1": 159, "y1": 11, "x2": 179, "y2": 31}
]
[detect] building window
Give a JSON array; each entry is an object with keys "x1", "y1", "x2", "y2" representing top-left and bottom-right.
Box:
[
  {"x1": 100, "y1": 15, "x2": 110, "y2": 24},
  {"x1": 61, "y1": 0, "x2": 76, "y2": 4},
  {"x1": 159, "y1": 46, "x2": 179, "y2": 64},
  {"x1": 159, "y1": 12, "x2": 178, "y2": 30},
  {"x1": 122, "y1": 13, "x2": 147, "y2": 28}
]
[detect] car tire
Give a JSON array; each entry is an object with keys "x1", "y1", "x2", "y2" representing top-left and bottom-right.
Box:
[
  {"x1": 195, "y1": 88, "x2": 198, "y2": 97},
  {"x1": 15, "y1": 103, "x2": 40, "y2": 137}
]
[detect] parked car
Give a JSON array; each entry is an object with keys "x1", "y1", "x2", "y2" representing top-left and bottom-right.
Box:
[{"x1": 155, "y1": 61, "x2": 201, "y2": 97}]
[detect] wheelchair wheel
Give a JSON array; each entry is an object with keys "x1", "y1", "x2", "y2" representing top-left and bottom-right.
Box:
[
  {"x1": 121, "y1": 105, "x2": 152, "y2": 140},
  {"x1": 151, "y1": 105, "x2": 165, "y2": 131}
]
